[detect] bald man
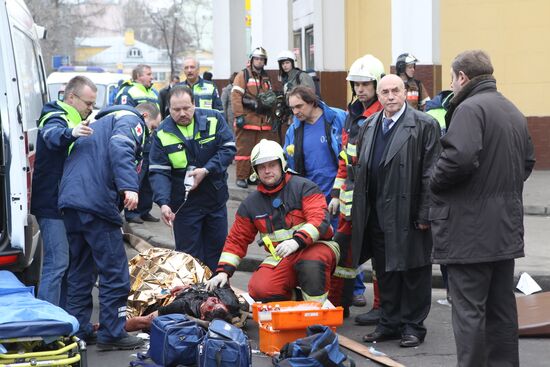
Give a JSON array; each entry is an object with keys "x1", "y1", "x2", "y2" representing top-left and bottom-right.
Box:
[{"x1": 351, "y1": 74, "x2": 441, "y2": 348}]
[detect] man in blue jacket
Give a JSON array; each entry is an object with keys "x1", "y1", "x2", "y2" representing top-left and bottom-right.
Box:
[
  {"x1": 31, "y1": 76, "x2": 96, "y2": 306},
  {"x1": 149, "y1": 86, "x2": 236, "y2": 272},
  {"x1": 58, "y1": 103, "x2": 159, "y2": 351},
  {"x1": 284, "y1": 85, "x2": 346, "y2": 230}
]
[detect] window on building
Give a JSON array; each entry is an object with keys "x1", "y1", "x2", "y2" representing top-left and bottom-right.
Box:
[
  {"x1": 293, "y1": 30, "x2": 302, "y2": 69},
  {"x1": 153, "y1": 72, "x2": 166, "y2": 82},
  {"x1": 127, "y1": 47, "x2": 142, "y2": 58},
  {"x1": 305, "y1": 26, "x2": 314, "y2": 70}
]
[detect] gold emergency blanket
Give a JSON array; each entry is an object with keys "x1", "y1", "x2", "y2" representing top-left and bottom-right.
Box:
[{"x1": 127, "y1": 247, "x2": 212, "y2": 318}]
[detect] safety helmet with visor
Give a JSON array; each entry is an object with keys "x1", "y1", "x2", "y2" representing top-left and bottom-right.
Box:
[
  {"x1": 250, "y1": 47, "x2": 268, "y2": 63},
  {"x1": 250, "y1": 139, "x2": 287, "y2": 175},
  {"x1": 395, "y1": 53, "x2": 419, "y2": 75},
  {"x1": 277, "y1": 50, "x2": 296, "y2": 70},
  {"x1": 347, "y1": 54, "x2": 385, "y2": 96}
]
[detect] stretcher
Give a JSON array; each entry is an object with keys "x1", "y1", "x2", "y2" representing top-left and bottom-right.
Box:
[{"x1": 0, "y1": 270, "x2": 87, "y2": 366}]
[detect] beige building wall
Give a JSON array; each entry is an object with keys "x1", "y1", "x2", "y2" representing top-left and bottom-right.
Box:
[
  {"x1": 345, "y1": 0, "x2": 392, "y2": 101},
  {"x1": 345, "y1": 0, "x2": 392, "y2": 68},
  {"x1": 441, "y1": 0, "x2": 550, "y2": 116}
]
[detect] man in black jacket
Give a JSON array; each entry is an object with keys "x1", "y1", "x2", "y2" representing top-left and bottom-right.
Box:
[
  {"x1": 352, "y1": 74, "x2": 440, "y2": 348},
  {"x1": 430, "y1": 50, "x2": 535, "y2": 367}
]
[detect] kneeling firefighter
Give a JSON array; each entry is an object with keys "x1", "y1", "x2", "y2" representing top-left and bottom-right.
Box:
[{"x1": 206, "y1": 139, "x2": 339, "y2": 303}]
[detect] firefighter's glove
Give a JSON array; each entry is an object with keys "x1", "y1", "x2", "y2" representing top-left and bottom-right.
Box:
[
  {"x1": 71, "y1": 122, "x2": 93, "y2": 137},
  {"x1": 205, "y1": 272, "x2": 229, "y2": 291},
  {"x1": 328, "y1": 197, "x2": 340, "y2": 215},
  {"x1": 275, "y1": 239, "x2": 300, "y2": 258},
  {"x1": 235, "y1": 116, "x2": 245, "y2": 128}
]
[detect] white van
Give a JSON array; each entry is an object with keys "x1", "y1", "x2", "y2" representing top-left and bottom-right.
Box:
[
  {"x1": 0, "y1": 0, "x2": 47, "y2": 286},
  {"x1": 47, "y1": 67, "x2": 130, "y2": 112}
]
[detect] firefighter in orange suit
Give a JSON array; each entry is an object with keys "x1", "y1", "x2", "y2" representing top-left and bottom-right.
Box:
[
  {"x1": 231, "y1": 47, "x2": 279, "y2": 189},
  {"x1": 327, "y1": 55, "x2": 385, "y2": 320},
  {"x1": 206, "y1": 139, "x2": 338, "y2": 303}
]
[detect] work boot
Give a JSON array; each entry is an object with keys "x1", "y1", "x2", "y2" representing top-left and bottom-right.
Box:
[
  {"x1": 355, "y1": 307, "x2": 381, "y2": 326},
  {"x1": 97, "y1": 334, "x2": 144, "y2": 351},
  {"x1": 352, "y1": 293, "x2": 367, "y2": 307},
  {"x1": 236, "y1": 179, "x2": 248, "y2": 188},
  {"x1": 141, "y1": 213, "x2": 160, "y2": 222}
]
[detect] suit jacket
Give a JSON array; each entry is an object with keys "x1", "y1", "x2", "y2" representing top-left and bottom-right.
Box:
[{"x1": 351, "y1": 104, "x2": 441, "y2": 271}]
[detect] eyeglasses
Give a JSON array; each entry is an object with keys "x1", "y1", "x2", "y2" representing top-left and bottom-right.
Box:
[{"x1": 73, "y1": 93, "x2": 95, "y2": 108}]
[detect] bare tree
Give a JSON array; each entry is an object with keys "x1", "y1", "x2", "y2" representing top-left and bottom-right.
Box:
[
  {"x1": 123, "y1": 0, "x2": 192, "y2": 78},
  {"x1": 179, "y1": 0, "x2": 213, "y2": 51},
  {"x1": 26, "y1": 0, "x2": 104, "y2": 73}
]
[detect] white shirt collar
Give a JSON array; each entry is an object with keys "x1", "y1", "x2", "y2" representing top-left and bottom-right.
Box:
[{"x1": 383, "y1": 103, "x2": 407, "y2": 129}]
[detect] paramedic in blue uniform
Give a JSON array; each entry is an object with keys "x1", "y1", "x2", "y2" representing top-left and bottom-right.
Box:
[
  {"x1": 58, "y1": 103, "x2": 160, "y2": 351},
  {"x1": 31, "y1": 75, "x2": 96, "y2": 307},
  {"x1": 180, "y1": 56, "x2": 223, "y2": 111},
  {"x1": 149, "y1": 86, "x2": 236, "y2": 272}
]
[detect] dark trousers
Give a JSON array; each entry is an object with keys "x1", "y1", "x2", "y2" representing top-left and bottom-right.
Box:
[
  {"x1": 63, "y1": 209, "x2": 130, "y2": 342},
  {"x1": 447, "y1": 260, "x2": 519, "y2": 367},
  {"x1": 368, "y1": 213, "x2": 431, "y2": 339},
  {"x1": 173, "y1": 205, "x2": 228, "y2": 272}
]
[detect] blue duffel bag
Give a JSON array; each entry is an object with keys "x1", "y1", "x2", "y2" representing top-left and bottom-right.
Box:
[
  {"x1": 197, "y1": 319, "x2": 251, "y2": 367},
  {"x1": 149, "y1": 313, "x2": 205, "y2": 367}
]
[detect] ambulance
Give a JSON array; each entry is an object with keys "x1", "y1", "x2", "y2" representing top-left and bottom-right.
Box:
[
  {"x1": 46, "y1": 66, "x2": 130, "y2": 114},
  {"x1": 0, "y1": 0, "x2": 47, "y2": 287}
]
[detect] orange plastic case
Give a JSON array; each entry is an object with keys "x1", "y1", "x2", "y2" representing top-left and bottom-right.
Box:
[{"x1": 252, "y1": 301, "x2": 344, "y2": 355}]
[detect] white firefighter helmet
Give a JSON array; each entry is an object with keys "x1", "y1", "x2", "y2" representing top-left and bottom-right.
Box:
[
  {"x1": 346, "y1": 54, "x2": 385, "y2": 83},
  {"x1": 277, "y1": 50, "x2": 296, "y2": 62},
  {"x1": 250, "y1": 139, "x2": 287, "y2": 174},
  {"x1": 250, "y1": 47, "x2": 268, "y2": 62}
]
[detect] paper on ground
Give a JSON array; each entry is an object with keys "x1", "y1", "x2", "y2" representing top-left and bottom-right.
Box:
[{"x1": 516, "y1": 272, "x2": 542, "y2": 295}]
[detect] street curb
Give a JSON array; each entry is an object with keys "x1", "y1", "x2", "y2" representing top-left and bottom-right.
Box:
[
  {"x1": 125, "y1": 221, "x2": 550, "y2": 292},
  {"x1": 524, "y1": 205, "x2": 550, "y2": 216}
]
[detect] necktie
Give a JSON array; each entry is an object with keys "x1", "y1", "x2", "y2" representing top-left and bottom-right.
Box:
[{"x1": 382, "y1": 117, "x2": 393, "y2": 135}]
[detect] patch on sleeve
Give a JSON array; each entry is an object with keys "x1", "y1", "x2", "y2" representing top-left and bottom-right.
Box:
[
  {"x1": 121, "y1": 95, "x2": 128, "y2": 104},
  {"x1": 135, "y1": 123, "x2": 143, "y2": 136}
]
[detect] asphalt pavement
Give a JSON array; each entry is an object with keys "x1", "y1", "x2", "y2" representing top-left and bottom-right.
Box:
[
  {"x1": 125, "y1": 164, "x2": 550, "y2": 291},
  {"x1": 85, "y1": 168, "x2": 550, "y2": 366}
]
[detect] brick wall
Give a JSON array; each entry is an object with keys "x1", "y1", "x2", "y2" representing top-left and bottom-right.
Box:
[{"x1": 527, "y1": 117, "x2": 550, "y2": 169}]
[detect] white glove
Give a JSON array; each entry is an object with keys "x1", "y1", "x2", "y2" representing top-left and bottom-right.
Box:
[
  {"x1": 328, "y1": 197, "x2": 340, "y2": 215},
  {"x1": 71, "y1": 122, "x2": 93, "y2": 137},
  {"x1": 275, "y1": 239, "x2": 300, "y2": 258},
  {"x1": 205, "y1": 272, "x2": 229, "y2": 291}
]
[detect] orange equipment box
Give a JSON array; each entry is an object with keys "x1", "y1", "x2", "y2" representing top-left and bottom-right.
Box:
[
  {"x1": 252, "y1": 301, "x2": 344, "y2": 355},
  {"x1": 252, "y1": 301, "x2": 343, "y2": 330}
]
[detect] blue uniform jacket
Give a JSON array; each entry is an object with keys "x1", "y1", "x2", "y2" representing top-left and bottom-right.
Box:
[
  {"x1": 58, "y1": 105, "x2": 146, "y2": 226},
  {"x1": 149, "y1": 108, "x2": 236, "y2": 211},
  {"x1": 180, "y1": 78, "x2": 223, "y2": 111},
  {"x1": 114, "y1": 81, "x2": 159, "y2": 107},
  {"x1": 284, "y1": 101, "x2": 345, "y2": 195},
  {"x1": 31, "y1": 101, "x2": 80, "y2": 219}
]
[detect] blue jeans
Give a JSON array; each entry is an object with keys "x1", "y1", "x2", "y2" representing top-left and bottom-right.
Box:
[
  {"x1": 354, "y1": 271, "x2": 366, "y2": 296},
  {"x1": 37, "y1": 217, "x2": 69, "y2": 306}
]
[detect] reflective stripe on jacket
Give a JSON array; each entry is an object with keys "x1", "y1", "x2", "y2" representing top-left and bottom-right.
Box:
[
  {"x1": 149, "y1": 108, "x2": 236, "y2": 210},
  {"x1": 216, "y1": 173, "x2": 339, "y2": 276},
  {"x1": 115, "y1": 81, "x2": 159, "y2": 107},
  {"x1": 182, "y1": 78, "x2": 223, "y2": 111},
  {"x1": 31, "y1": 101, "x2": 81, "y2": 218}
]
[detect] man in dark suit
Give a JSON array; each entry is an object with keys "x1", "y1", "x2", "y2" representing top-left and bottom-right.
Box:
[{"x1": 351, "y1": 74, "x2": 440, "y2": 348}]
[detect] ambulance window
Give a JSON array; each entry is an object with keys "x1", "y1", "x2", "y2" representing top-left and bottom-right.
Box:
[{"x1": 12, "y1": 28, "x2": 43, "y2": 130}]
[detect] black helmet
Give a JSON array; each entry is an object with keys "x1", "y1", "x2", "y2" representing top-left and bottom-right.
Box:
[{"x1": 395, "y1": 53, "x2": 418, "y2": 75}]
